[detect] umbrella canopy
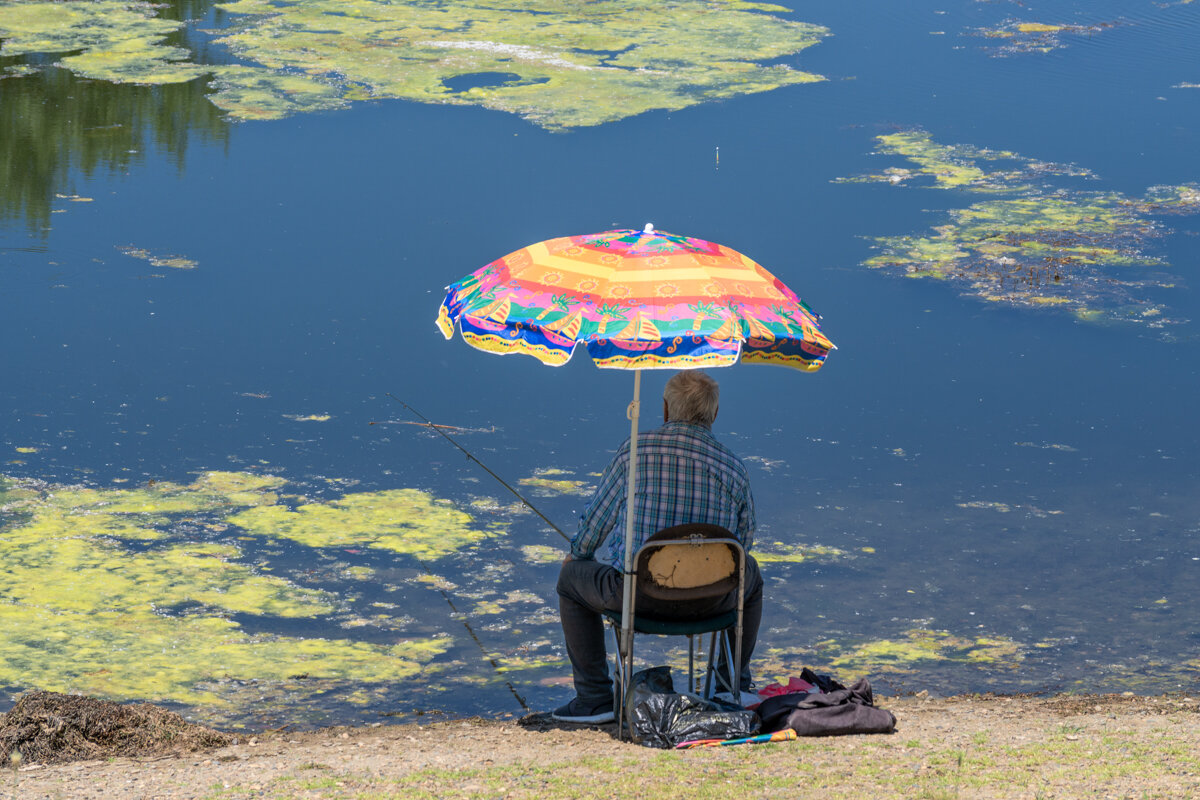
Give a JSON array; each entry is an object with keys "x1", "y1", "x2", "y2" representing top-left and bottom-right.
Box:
[
  {"x1": 436, "y1": 225, "x2": 834, "y2": 372},
  {"x1": 436, "y1": 225, "x2": 833, "y2": 716}
]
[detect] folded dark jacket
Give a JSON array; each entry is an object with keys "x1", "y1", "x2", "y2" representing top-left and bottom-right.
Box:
[{"x1": 756, "y1": 678, "x2": 896, "y2": 737}]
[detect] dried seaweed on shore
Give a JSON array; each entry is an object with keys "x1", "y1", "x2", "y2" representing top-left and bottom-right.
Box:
[{"x1": 0, "y1": 691, "x2": 229, "y2": 765}]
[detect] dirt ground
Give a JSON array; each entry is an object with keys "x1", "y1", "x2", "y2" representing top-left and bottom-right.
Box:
[{"x1": 8, "y1": 693, "x2": 1200, "y2": 800}]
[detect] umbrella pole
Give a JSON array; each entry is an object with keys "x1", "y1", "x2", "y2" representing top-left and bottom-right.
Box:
[{"x1": 617, "y1": 369, "x2": 641, "y2": 738}]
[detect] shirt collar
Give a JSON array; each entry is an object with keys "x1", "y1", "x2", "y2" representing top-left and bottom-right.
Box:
[{"x1": 661, "y1": 420, "x2": 713, "y2": 435}]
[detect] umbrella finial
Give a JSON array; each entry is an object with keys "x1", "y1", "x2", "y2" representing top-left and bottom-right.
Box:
[{"x1": 643, "y1": 223, "x2": 654, "y2": 234}]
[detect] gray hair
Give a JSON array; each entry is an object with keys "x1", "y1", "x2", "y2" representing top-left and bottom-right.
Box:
[{"x1": 663, "y1": 370, "x2": 719, "y2": 426}]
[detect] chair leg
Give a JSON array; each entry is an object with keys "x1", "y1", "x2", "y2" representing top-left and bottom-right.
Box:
[
  {"x1": 620, "y1": 632, "x2": 636, "y2": 739},
  {"x1": 687, "y1": 634, "x2": 695, "y2": 694},
  {"x1": 732, "y1": 615, "x2": 743, "y2": 706},
  {"x1": 702, "y1": 629, "x2": 741, "y2": 699},
  {"x1": 721, "y1": 630, "x2": 738, "y2": 697},
  {"x1": 702, "y1": 630, "x2": 718, "y2": 699},
  {"x1": 610, "y1": 623, "x2": 629, "y2": 737}
]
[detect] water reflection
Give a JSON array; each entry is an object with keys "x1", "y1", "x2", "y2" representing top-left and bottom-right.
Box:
[
  {"x1": 0, "y1": 69, "x2": 229, "y2": 231},
  {"x1": 0, "y1": 0, "x2": 228, "y2": 231}
]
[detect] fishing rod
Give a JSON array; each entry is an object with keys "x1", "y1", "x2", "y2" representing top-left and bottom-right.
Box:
[{"x1": 382, "y1": 393, "x2": 571, "y2": 543}]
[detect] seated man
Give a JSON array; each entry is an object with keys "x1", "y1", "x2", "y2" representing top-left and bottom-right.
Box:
[{"x1": 552, "y1": 370, "x2": 763, "y2": 724}]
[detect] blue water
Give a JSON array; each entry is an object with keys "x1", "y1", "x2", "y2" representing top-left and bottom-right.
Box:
[{"x1": 2, "y1": 0, "x2": 1199, "y2": 725}]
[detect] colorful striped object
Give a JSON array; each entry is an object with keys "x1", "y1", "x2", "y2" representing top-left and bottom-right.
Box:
[
  {"x1": 675, "y1": 729, "x2": 799, "y2": 749},
  {"x1": 437, "y1": 227, "x2": 834, "y2": 372}
]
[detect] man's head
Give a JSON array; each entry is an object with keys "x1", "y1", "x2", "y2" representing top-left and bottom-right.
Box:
[{"x1": 663, "y1": 370, "x2": 719, "y2": 427}]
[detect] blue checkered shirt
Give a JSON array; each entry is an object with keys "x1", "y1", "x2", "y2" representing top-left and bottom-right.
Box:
[{"x1": 571, "y1": 421, "x2": 756, "y2": 570}]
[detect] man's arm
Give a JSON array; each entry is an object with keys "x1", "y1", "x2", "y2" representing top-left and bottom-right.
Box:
[
  {"x1": 737, "y1": 479, "x2": 756, "y2": 553},
  {"x1": 570, "y1": 446, "x2": 627, "y2": 561}
]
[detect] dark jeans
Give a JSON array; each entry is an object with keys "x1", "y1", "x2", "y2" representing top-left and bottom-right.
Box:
[{"x1": 556, "y1": 555, "x2": 763, "y2": 707}]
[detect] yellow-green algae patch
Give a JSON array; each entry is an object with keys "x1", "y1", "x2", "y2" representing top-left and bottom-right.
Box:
[
  {"x1": 826, "y1": 629, "x2": 1024, "y2": 672},
  {"x1": 0, "y1": 471, "x2": 287, "y2": 544},
  {"x1": 0, "y1": 472, "x2": 449, "y2": 707},
  {"x1": 518, "y1": 468, "x2": 591, "y2": 497},
  {"x1": 521, "y1": 544, "x2": 565, "y2": 564},
  {"x1": 0, "y1": 1, "x2": 209, "y2": 84},
  {"x1": 974, "y1": 19, "x2": 1115, "y2": 56},
  {"x1": 761, "y1": 629, "x2": 1025, "y2": 684},
  {"x1": 117, "y1": 245, "x2": 198, "y2": 270},
  {"x1": 469, "y1": 496, "x2": 530, "y2": 517},
  {"x1": 836, "y1": 129, "x2": 1095, "y2": 192},
  {"x1": 203, "y1": 63, "x2": 347, "y2": 121},
  {"x1": 471, "y1": 589, "x2": 544, "y2": 615},
  {"x1": 228, "y1": 488, "x2": 497, "y2": 560},
  {"x1": 207, "y1": 0, "x2": 830, "y2": 129},
  {"x1": 0, "y1": 0, "x2": 830, "y2": 130},
  {"x1": 491, "y1": 651, "x2": 567, "y2": 675},
  {"x1": 1, "y1": 537, "x2": 334, "y2": 617},
  {"x1": 0, "y1": 601, "x2": 447, "y2": 705},
  {"x1": 753, "y1": 541, "x2": 858, "y2": 565},
  {"x1": 4, "y1": 470, "x2": 285, "y2": 520},
  {"x1": 843, "y1": 129, "x2": 1200, "y2": 327},
  {"x1": 468, "y1": 587, "x2": 549, "y2": 618}
]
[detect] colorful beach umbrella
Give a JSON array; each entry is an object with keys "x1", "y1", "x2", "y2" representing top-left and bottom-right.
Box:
[
  {"x1": 436, "y1": 224, "x2": 834, "y2": 709},
  {"x1": 435, "y1": 225, "x2": 833, "y2": 371}
]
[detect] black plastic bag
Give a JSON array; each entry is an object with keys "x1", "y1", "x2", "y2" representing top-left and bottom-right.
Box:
[{"x1": 626, "y1": 666, "x2": 759, "y2": 749}]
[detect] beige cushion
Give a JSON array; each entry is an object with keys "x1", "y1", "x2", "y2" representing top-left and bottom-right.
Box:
[{"x1": 645, "y1": 544, "x2": 735, "y2": 589}]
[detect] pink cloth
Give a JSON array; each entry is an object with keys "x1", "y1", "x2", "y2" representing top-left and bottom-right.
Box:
[{"x1": 756, "y1": 676, "x2": 817, "y2": 702}]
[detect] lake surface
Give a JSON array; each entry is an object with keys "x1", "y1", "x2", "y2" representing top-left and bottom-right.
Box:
[{"x1": 2, "y1": 0, "x2": 1199, "y2": 729}]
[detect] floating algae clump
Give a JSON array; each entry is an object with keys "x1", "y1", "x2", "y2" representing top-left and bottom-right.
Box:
[
  {"x1": 1, "y1": 538, "x2": 334, "y2": 617},
  {"x1": 757, "y1": 629, "x2": 1025, "y2": 686},
  {"x1": 753, "y1": 541, "x2": 856, "y2": 565},
  {"x1": 202, "y1": 63, "x2": 347, "y2": 121},
  {"x1": 974, "y1": 19, "x2": 1115, "y2": 56},
  {"x1": 0, "y1": 472, "x2": 449, "y2": 707},
  {"x1": 228, "y1": 488, "x2": 497, "y2": 559},
  {"x1": 521, "y1": 544, "x2": 566, "y2": 564},
  {"x1": 0, "y1": 1, "x2": 208, "y2": 84},
  {"x1": 837, "y1": 129, "x2": 1095, "y2": 193},
  {"x1": 820, "y1": 629, "x2": 1024, "y2": 677},
  {"x1": 518, "y1": 468, "x2": 591, "y2": 497},
  {"x1": 0, "y1": 599, "x2": 446, "y2": 705},
  {"x1": 843, "y1": 129, "x2": 1200, "y2": 327},
  {"x1": 1, "y1": 470, "x2": 286, "y2": 542},
  {"x1": 117, "y1": 245, "x2": 198, "y2": 270},
  {"x1": 206, "y1": 0, "x2": 830, "y2": 128},
  {"x1": 0, "y1": 0, "x2": 829, "y2": 129}
]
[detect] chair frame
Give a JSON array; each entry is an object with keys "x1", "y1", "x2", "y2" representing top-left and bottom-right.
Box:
[{"x1": 607, "y1": 526, "x2": 746, "y2": 739}]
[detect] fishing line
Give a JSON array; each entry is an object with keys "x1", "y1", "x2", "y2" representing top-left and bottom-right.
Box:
[
  {"x1": 379, "y1": 393, "x2": 571, "y2": 714},
  {"x1": 381, "y1": 393, "x2": 570, "y2": 543},
  {"x1": 421, "y1": 567, "x2": 532, "y2": 714}
]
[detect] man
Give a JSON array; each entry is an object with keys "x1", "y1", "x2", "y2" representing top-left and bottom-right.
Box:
[{"x1": 552, "y1": 370, "x2": 763, "y2": 724}]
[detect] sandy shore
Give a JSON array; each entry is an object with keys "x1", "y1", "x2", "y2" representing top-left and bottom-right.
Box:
[{"x1": 9, "y1": 693, "x2": 1200, "y2": 799}]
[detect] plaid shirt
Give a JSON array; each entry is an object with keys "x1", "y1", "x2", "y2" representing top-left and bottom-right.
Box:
[{"x1": 571, "y1": 421, "x2": 756, "y2": 570}]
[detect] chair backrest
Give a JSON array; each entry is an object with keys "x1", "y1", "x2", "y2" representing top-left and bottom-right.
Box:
[{"x1": 635, "y1": 523, "x2": 742, "y2": 602}]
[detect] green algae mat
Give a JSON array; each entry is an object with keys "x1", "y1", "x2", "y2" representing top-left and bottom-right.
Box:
[
  {"x1": 3, "y1": 469, "x2": 1006, "y2": 726},
  {"x1": 0, "y1": 472, "x2": 481, "y2": 717},
  {"x1": 0, "y1": 0, "x2": 830, "y2": 128},
  {"x1": 839, "y1": 129, "x2": 1200, "y2": 328}
]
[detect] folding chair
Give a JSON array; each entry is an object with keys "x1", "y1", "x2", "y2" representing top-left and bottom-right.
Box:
[{"x1": 603, "y1": 523, "x2": 746, "y2": 739}]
